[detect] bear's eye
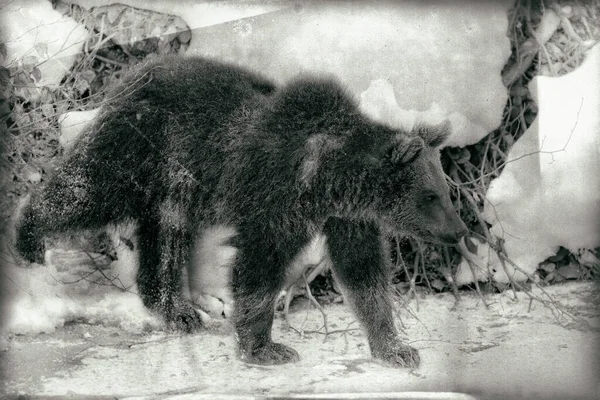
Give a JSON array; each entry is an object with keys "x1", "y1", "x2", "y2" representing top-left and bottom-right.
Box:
[{"x1": 424, "y1": 194, "x2": 438, "y2": 202}]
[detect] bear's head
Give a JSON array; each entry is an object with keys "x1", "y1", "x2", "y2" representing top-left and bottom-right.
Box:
[
  {"x1": 328, "y1": 115, "x2": 467, "y2": 245},
  {"x1": 270, "y1": 78, "x2": 467, "y2": 245},
  {"x1": 375, "y1": 122, "x2": 468, "y2": 245}
]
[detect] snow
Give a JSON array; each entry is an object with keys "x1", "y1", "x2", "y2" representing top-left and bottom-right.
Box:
[
  {"x1": 188, "y1": 225, "x2": 236, "y2": 319},
  {"x1": 454, "y1": 238, "x2": 503, "y2": 286},
  {"x1": 1, "y1": 0, "x2": 88, "y2": 90},
  {"x1": 58, "y1": 109, "x2": 101, "y2": 152},
  {"x1": 3, "y1": 282, "x2": 599, "y2": 399},
  {"x1": 1, "y1": 257, "x2": 160, "y2": 335},
  {"x1": 358, "y1": 79, "x2": 469, "y2": 146},
  {"x1": 457, "y1": 43, "x2": 600, "y2": 284}
]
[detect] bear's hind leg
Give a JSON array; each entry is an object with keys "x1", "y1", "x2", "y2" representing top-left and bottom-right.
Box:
[
  {"x1": 15, "y1": 205, "x2": 48, "y2": 264},
  {"x1": 232, "y1": 231, "x2": 300, "y2": 365},
  {"x1": 324, "y1": 217, "x2": 420, "y2": 368},
  {"x1": 136, "y1": 201, "x2": 202, "y2": 332}
]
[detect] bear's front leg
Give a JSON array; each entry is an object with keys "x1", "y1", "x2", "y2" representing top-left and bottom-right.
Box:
[
  {"x1": 232, "y1": 232, "x2": 300, "y2": 365},
  {"x1": 324, "y1": 217, "x2": 420, "y2": 368}
]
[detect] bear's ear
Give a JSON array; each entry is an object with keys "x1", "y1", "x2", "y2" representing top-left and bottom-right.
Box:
[
  {"x1": 411, "y1": 120, "x2": 451, "y2": 148},
  {"x1": 389, "y1": 135, "x2": 425, "y2": 165},
  {"x1": 267, "y1": 78, "x2": 357, "y2": 131}
]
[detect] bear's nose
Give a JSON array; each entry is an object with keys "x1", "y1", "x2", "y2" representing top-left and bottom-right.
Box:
[
  {"x1": 441, "y1": 226, "x2": 468, "y2": 244},
  {"x1": 455, "y1": 227, "x2": 468, "y2": 240}
]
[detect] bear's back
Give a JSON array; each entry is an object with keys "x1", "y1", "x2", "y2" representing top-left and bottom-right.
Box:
[
  {"x1": 103, "y1": 56, "x2": 276, "y2": 130},
  {"x1": 65, "y1": 56, "x2": 278, "y2": 212}
]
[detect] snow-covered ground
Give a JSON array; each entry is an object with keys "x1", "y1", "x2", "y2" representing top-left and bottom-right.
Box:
[{"x1": 2, "y1": 282, "x2": 599, "y2": 399}]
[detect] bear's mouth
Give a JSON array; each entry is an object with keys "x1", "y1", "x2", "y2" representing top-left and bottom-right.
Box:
[{"x1": 415, "y1": 229, "x2": 462, "y2": 246}]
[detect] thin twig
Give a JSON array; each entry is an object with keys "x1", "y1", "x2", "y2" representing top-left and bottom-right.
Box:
[
  {"x1": 303, "y1": 268, "x2": 329, "y2": 337},
  {"x1": 94, "y1": 54, "x2": 128, "y2": 68},
  {"x1": 443, "y1": 246, "x2": 460, "y2": 301},
  {"x1": 457, "y1": 242, "x2": 490, "y2": 308}
]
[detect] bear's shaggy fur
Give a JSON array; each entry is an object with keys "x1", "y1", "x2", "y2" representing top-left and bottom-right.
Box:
[{"x1": 15, "y1": 55, "x2": 467, "y2": 367}]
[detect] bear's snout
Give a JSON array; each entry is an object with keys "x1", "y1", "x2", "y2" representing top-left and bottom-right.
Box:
[{"x1": 439, "y1": 224, "x2": 468, "y2": 244}]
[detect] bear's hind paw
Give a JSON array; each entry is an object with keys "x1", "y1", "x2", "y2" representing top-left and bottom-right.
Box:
[{"x1": 165, "y1": 301, "x2": 204, "y2": 333}]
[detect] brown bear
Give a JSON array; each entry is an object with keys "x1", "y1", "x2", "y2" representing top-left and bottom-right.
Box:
[{"x1": 15, "y1": 55, "x2": 467, "y2": 367}]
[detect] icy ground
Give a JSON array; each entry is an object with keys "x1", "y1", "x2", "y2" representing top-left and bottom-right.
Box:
[{"x1": 2, "y1": 282, "x2": 598, "y2": 399}]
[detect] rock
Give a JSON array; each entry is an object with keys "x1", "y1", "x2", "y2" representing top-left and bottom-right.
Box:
[{"x1": 85, "y1": 3, "x2": 191, "y2": 56}]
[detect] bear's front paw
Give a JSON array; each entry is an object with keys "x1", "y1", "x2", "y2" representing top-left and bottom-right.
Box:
[
  {"x1": 165, "y1": 301, "x2": 204, "y2": 333},
  {"x1": 241, "y1": 342, "x2": 300, "y2": 365},
  {"x1": 373, "y1": 341, "x2": 420, "y2": 368}
]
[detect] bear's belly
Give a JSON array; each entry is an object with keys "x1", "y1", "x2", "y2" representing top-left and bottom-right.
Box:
[{"x1": 188, "y1": 225, "x2": 329, "y2": 318}]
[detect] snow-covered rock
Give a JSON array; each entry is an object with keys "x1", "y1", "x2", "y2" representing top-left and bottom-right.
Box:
[{"x1": 459, "y1": 43, "x2": 600, "y2": 284}]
